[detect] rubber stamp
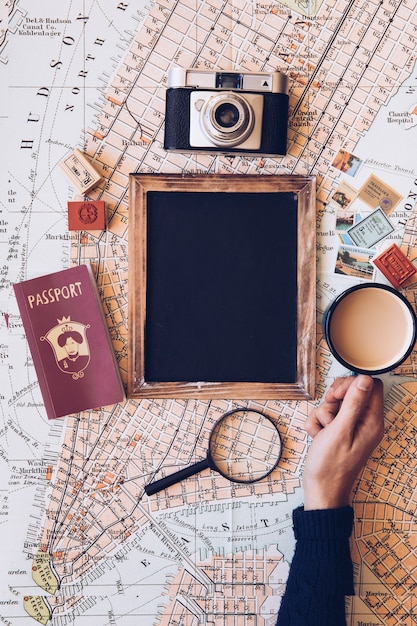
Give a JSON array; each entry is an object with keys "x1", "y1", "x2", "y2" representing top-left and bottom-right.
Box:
[
  {"x1": 68, "y1": 200, "x2": 106, "y2": 231},
  {"x1": 373, "y1": 243, "x2": 417, "y2": 288},
  {"x1": 59, "y1": 149, "x2": 103, "y2": 194}
]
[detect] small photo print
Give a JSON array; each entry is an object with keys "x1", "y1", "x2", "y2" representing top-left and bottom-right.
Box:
[
  {"x1": 337, "y1": 211, "x2": 363, "y2": 245},
  {"x1": 338, "y1": 232, "x2": 355, "y2": 245},
  {"x1": 331, "y1": 149, "x2": 362, "y2": 177},
  {"x1": 335, "y1": 208, "x2": 355, "y2": 232},
  {"x1": 331, "y1": 181, "x2": 358, "y2": 210},
  {"x1": 335, "y1": 245, "x2": 375, "y2": 280}
]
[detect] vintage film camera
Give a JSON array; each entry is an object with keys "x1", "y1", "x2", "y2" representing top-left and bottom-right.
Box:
[{"x1": 164, "y1": 68, "x2": 289, "y2": 156}]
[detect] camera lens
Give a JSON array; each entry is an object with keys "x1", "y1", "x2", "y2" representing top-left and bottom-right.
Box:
[
  {"x1": 214, "y1": 103, "x2": 240, "y2": 128},
  {"x1": 201, "y1": 93, "x2": 254, "y2": 147}
]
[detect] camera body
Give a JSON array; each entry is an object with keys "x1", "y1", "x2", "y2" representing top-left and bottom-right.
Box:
[{"x1": 164, "y1": 68, "x2": 289, "y2": 156}]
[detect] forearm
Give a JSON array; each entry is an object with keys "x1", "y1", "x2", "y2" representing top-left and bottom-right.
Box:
[{"x1": 276, "y1": 507, "x2": 354, "y2": 626}]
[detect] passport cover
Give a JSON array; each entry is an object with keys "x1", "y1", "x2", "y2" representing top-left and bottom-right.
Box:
[{"x1": 14, "y1": 264, "x2": 124, "y2": 419}]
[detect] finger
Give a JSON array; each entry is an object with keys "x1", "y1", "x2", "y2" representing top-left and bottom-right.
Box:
[
  {"x1": 324, "y1": 375, "x2": 357, "y2": 403},
  {"x1": 305, "y1": 399, "x2": 340, "y2": 437},
  {"x1": 360, "y1": 377, "x2": 385, "y2": 443},
  {"x1": 306, "y1": 378, "x2": 348, "y2": 436},
  {"x1": 335, "y1": 375, "x2": 380, "y2": 433},
  {"x1": 305, "y1": 417, "x2": 322, "y2": 438}
]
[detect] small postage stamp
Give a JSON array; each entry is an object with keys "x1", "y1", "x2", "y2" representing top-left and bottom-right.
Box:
[
  {"x1": 357, "y1": 173, "x2": 402, "y2": 215},
  {"x1": 335, "y1": 244, "x2": 375, "y2": 280},
  {"x1": 347, "y1": 208, "x2": 394, "y2": 248}
]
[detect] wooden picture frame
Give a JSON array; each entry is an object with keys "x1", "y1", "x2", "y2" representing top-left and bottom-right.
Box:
[{"x1": 128, "y1": 174, "x2": 316, "y2": 399}]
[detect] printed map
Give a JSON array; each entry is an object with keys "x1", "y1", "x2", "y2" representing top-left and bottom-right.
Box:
[{"x1": 2, "y1": 0, "x2": 417, "y2": 624}]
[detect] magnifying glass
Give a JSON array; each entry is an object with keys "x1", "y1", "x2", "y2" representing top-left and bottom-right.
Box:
[{"x1": 144, "y1": 408, "x2": 282, "y2": 496}]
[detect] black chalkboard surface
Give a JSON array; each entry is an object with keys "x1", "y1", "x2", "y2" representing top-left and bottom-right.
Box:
[{"x1": 128, "y1": 174, "x2": 316, "y2": 399}]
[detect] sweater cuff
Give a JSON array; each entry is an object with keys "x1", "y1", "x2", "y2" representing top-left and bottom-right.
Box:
[
  {"x1": 290, "y1": 506, "x2": 355, "y2": 596},
  {"x1": 293, "y1": 506, "x2": 354, "y2": 540}
]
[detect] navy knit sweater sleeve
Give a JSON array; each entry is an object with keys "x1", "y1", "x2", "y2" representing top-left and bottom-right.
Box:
[{"x1": 276, "y1": 506, "x2": 354, "y2": 626}]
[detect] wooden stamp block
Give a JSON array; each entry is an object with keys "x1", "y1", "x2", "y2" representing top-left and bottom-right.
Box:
[
  {"x1": 59, "y1": 149, "x2": 103, "y2": 194},
  {"x1": 373, "y1": 243, "x2": 416, "y2": 288},
  {"x1": 68, "y1": 201, "x2": 106, "y2": 231}
]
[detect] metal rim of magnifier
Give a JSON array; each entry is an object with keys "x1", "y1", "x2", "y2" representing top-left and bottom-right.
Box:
[{"x1": 206, "y1": 408, "x2": 282, "y2": 484}]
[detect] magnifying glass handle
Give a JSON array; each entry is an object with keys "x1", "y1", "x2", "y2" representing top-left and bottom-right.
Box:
[{"x1": 144, "y1": 458, "x2": 210, "y2": 496}]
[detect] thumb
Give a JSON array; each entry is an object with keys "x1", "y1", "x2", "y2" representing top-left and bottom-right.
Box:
[{"x1": 335, "y1": 375, "x2": 374, "y2": 431}]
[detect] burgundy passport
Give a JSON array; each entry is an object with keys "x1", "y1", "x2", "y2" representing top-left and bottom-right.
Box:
[{"x1": 14, "y1": 264, "x2": 125, "y2": 419}]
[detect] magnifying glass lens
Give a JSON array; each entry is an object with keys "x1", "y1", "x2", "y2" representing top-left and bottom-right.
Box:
[
  {"x1": 144, "y1": 408, "x2": 281, "y2": 496},
  {"x1": 209, "y1": 409, "x2": 281, "y2": 483}
]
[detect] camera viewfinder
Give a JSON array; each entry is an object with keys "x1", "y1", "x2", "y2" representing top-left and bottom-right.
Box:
[{"x1": 216, "y1": 72, "x2": 243, "y2": 89}]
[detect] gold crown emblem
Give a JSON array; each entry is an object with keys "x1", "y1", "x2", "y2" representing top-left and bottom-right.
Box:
[
  {"x1": 57, "y1": 316, "x2": 71, "y2": 324},
  {"x1": 57, "y1": 316, "x2": 74, "y2": 333}
]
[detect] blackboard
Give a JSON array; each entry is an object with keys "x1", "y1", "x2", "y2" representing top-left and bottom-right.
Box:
[{"x1": 128, "y1": 174, "x2": 316, "y2": 399}]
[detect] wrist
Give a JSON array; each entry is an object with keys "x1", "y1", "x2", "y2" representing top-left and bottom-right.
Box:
[{"x1": 303, "y1": 481, "x2": 351, "y2": 510}]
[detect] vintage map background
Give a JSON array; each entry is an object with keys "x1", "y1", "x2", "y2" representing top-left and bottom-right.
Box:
[{"x1": 1, "y1": 0, "x2": 417, "y2": 624}]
